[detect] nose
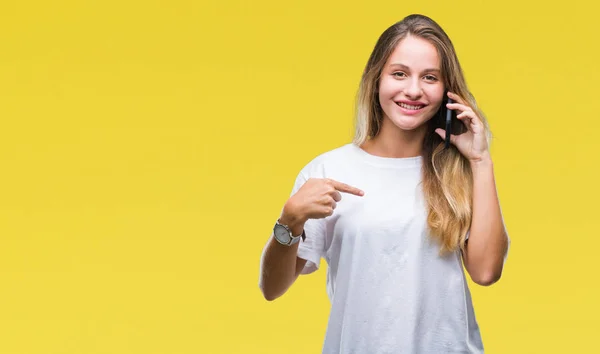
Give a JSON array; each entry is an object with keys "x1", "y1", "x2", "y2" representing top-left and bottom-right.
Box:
[{"x1": 404, "y1": 78, "x2": 423, "y2": 99}]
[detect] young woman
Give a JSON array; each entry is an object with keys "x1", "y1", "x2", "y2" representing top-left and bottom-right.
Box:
[{"x1": 259, "y1": 14, "x2": 510, "y2": 353}]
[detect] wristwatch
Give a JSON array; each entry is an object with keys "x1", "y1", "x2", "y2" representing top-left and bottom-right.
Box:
[{"x1": 273, "y1": 219, "x2": 306, "y2": 246}]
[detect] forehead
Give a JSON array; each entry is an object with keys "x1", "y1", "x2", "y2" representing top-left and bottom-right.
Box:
[{"x1": 385, "y1": 35, "x2": 440, "y2": 69}]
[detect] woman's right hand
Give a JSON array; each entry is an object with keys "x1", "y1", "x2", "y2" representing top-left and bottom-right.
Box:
[{"x1": 280, "y1": 178, "x2": 364, "y2": 230}]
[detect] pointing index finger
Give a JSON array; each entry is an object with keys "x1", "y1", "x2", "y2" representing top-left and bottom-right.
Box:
[{"x1": 330, "y1": 180, "x2": 364, "y2": 196}]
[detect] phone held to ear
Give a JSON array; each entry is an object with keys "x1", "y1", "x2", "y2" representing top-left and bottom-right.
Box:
[
  {"x1": 440, "y1": 92, "x2": 467, "y2": 149},
  {"x1": 445, "y1": 97, "x2": 453, "y2": 149}
]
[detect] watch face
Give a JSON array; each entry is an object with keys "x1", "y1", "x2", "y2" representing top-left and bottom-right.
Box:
[{"x1": 274, "y1": 224, "x2": 291, "y2": 243}]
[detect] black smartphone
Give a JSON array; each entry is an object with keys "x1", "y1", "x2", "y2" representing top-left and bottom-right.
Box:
[
  {"x1": 438, "y1": 92, "x2": 466, "y2": 149},
  {"x1": 444, "y1": 97, "x2": 454, "y2": 149}
]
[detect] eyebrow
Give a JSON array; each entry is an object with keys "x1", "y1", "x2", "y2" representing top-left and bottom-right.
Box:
[{"x1": 389, "y1": 63, "x2": 440, "y2": 73}]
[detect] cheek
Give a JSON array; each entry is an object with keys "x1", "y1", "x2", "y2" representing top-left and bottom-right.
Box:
[
  {"x1": 426, "y1": 87, "x2": 445, "y2": 107},
  {"x1": 378, "y1": 77, "x2": 400, "y2": 100}
]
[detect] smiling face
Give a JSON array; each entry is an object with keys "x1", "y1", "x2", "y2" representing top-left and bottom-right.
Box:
[{"x1": 378, "y1": 35, "x2": 446, "y2": 133}]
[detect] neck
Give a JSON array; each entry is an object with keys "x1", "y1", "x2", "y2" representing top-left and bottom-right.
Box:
[{"x1": 361, "y1": 119, "x2": 428, "y2": 158}]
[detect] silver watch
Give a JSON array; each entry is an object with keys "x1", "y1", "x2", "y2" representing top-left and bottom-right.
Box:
[{"x1": 273, "y1": 219, "x2": 305, "y2": 246}]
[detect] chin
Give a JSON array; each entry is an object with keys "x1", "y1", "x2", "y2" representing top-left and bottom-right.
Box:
[{"x1": 388, "y1": 115, "x2": 430, "y2": 131}]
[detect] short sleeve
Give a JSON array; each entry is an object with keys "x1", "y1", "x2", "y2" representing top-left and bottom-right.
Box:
[{"x1": 288, "y1": 170, "x2": 327, "y2": 275}]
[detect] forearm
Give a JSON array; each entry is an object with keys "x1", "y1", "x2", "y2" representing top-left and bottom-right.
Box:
[
  {"x1": 259, "y1": 213, "x2": 307, "y2": 301},
  {"x1": 463, "y1": 155, "x2": 509, "y2": 285},
  {"x1": 259, "y1": 236, "x2": 302, "y2": 300}
]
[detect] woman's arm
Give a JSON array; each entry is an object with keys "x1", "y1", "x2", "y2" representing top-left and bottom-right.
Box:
[
  {"x1": 462, "y1": 155, "x2": 509, "y2": 286},
  {"x1": 436, "y1": 92, "x2": 510, "y2": 286}
]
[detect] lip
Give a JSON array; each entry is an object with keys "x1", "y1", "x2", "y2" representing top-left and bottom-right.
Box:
[
  {"x1": 395, "y1": 100, "x2": 428, "y2": 115},
  {"x1": 397, "y1": 100, "x2": 427, "y2": 106}
]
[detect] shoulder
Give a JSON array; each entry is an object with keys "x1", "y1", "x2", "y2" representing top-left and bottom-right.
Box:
[{"x1": 297, "y1": 143, "x2": 358, "y2": 178}]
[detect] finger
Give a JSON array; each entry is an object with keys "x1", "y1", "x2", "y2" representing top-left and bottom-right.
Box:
[
  {"x1": 446, "y1": 102, "x2": 472, "y2": 113},
  {"x1": 435, "y1": 128, "x2": 457, "y2": 145},
  {"x1": 447, "y1": 91, "x2": 467, "y2": 105},
  {"x1": 323, "y1": 206, "x2": 334, "y2": 216},
  {"x1": 456, "y1": 111, "x2": 482, "y2": 129},
  {"x1": 456, "y1": 111, "x2": 475, "y2": 123},
  {"x1": 330, "y1": 199, "x2": 338, "y2": 210},
  {"x1": 328, "y1": 179, "x2": 364, "y2": 196},
  {"x1": 331, "y1": 191, "x2": 342, "y2": 202}
]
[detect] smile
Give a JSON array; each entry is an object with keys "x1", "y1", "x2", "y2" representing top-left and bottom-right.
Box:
[{"x1": 396, "y1": 102, "x2": 425, "y2": 110}]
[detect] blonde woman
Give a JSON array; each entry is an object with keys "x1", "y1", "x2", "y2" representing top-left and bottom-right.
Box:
[{"x1": 259, "y1": 14, "x2": 510, "y2": 353}]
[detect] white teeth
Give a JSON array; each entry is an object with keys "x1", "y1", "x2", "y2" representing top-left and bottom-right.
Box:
[{"x1": 397, "y1": 102, "x2": 424, "y2": 110}]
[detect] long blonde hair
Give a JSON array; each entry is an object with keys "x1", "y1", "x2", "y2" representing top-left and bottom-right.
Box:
[{"x1": 353, "y1": 14, "x2": 491, "y2": 254}]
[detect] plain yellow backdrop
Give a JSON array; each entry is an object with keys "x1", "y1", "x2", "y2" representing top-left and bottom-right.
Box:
[{"x1": 0, "y1": 0, "x2": 598, "y2": 353}]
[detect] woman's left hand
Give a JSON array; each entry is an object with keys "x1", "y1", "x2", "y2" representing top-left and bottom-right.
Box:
[{"x1": 435, "y1": 92, "x2": 490, "y2": 163}]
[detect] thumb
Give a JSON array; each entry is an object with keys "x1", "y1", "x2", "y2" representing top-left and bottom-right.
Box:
[{"x1": 435, "y1": 128, "x2": 455, "y2": 144}]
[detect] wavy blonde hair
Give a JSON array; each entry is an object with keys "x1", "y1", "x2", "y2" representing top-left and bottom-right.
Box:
[{"x1": 353, "y1": 14, "x2": 491, "y2": 254}]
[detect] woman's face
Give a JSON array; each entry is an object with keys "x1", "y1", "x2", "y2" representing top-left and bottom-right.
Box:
[{"x1": 378, "y1": 35, "x2": 446, "y2": 133}]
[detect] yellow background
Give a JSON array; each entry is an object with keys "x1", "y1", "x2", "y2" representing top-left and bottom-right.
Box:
[{"x1": 0, "y1": 0, "x2": 598, "y2": 353}]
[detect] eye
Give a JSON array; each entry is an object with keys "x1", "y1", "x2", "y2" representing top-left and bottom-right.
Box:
[
  {"x1": 424, "y1": 74, "x2": 438, "y2": 82},
  {"x1": 392, "y1": 72, "x2": 407, "y2": 78}
]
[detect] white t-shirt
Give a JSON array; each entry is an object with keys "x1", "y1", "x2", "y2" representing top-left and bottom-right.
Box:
[{"x1": 292, "y1": 143, "x2": 485, "y2": 354}]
